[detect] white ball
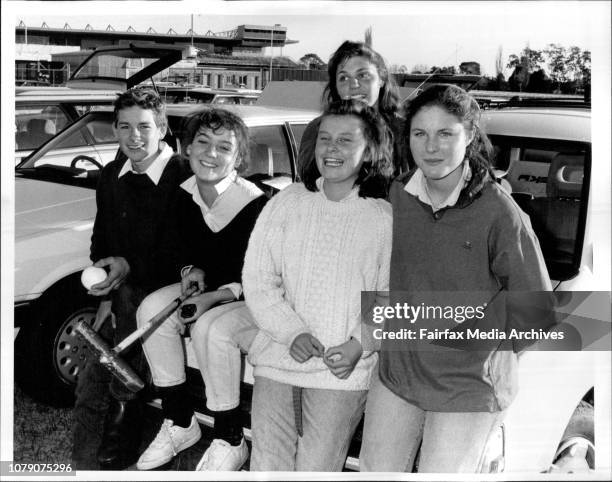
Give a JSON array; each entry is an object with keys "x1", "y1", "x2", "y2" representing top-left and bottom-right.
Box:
[{"x1": 81, "y1": 266, "x2": 107, "y2": 290}]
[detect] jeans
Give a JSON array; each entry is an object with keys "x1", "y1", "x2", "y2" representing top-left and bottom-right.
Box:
[
  {"x1": 359, "y1": 371, "x2": 503, "y2": 472},
  {"x1": 137, "y1": 283, "x2": 256, "y2": 410},
  {"x1": 250, "y1": 376, "x2": 366, "y2": 471},
  {"x1": 72, "y1": 283, "x2": 150, "y2": 469}
]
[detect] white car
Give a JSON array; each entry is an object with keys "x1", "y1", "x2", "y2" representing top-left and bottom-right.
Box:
[{"x1": 475, "y1": 101, "x2": 609, "y2": 474}]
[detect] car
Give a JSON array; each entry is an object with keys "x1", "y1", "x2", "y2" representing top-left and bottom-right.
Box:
[
  {"x1": 15, "y1": 42, "x2": 192, "y2": 164},
  {"x1": 476, "y1": 100, "x2": 608, "y2": 474},
  {"x1": 15, "y1": 89, "x2": 117, "y2": 163},
  {"x1": 14, "y1": 78, "x2": 608, "y2": 472},
  {"x1": 157, "y1": 86, "x2": 261, "y2": 106},
  {"x1": 13, "y1": 103, "x2": 319, "y2": 407}
]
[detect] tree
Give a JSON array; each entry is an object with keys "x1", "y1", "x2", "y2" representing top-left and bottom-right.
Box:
[
  {"x1": 389, "y1": 64, "x2": 408, "y2": 74},
  {"x1": 543, "y1": 43, "x2": 569, "y2": 90},
  {"x1": 506, "y1": 47, "x2": 544, "y2": 72},
  {"x1": 299, "y1": 53, "x2": 326, "y2": 70},
  {"x1": 429, "y1": 65, "x2": 456, "y2": 75},
  {"x1": 411, "y1": 64, "x2": 429, "y2": 74}
]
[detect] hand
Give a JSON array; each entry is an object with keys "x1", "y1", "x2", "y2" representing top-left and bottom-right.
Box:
[
  {"x1": 323, "y1": 338, "x2": 363, "y2": 379},
  {"x1": 179, "y1": 292, "x2": 217, "y2": 323},
  {"x1": 88, "y1": 257, "x2": 130, "y2": 296},
  {"x1": 181, "y1": 267, "x2": 206, "y2": 296},
  {"x1": 92, "y1": 299, "x2": 114, "y2": 331},
  {"x1": 290, "y1": 333, "x2": 325, "y2": 363}
]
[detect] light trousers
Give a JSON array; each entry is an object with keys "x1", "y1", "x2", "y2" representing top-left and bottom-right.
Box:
[
  {"x1": 137, "y1": 283, "x2": 256, "y2": 411},
  {"x1": 250, "y1": 376, "x2": 367, "y2": 471},
  {"x1": 359, "y1": 370, "x2": 503, "y2": 472}
]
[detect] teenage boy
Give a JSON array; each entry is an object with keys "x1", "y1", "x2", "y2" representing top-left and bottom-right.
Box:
[{"x1": 72, "y1": 88, "x2": 189, "y2": 470}]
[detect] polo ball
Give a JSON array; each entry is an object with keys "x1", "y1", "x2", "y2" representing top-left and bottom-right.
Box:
[{"x1": 81, "y1": 266, "x2": 107, "y2": 290}]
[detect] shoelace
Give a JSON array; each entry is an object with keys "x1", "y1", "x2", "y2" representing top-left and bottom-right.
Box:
[
  {"x1": 150, "y1": 419, "x2": 180, "y2": 456},
  {"x1": 205, "y1": 439, "x2": 229, "y2": 465}
]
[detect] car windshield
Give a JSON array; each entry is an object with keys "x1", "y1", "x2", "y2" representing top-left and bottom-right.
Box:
[
  {"x1": 490, "y1": 135, "x2": 590, "y2": 282},
  {"x1": 72, "y1": 52, "x2": 159, "y2": 81},
  {"x1": 16, "y1": 112, "x2": 117, "y2": 187}
]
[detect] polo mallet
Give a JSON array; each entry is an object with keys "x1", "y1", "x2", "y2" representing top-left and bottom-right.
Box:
[{"x1": 74, "y1": 284, "x2": 200, "y2": 392}]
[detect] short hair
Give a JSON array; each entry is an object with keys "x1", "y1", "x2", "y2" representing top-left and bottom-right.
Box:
[
  {"x1": 179, "y1": 108, "x2": 250, "y2": 171},
  {"x1": 323, "y1": 41, "x2": 400, "y2": 124},
  {"x1": 113, "y1": 87, "x2": 167, "y2": 130},
  {"x1": 300, "y1": 100, "x2": 394, "y2": 199},
  {"x1": 403, "y1": 84, "x2": 495, "y2": 182}
]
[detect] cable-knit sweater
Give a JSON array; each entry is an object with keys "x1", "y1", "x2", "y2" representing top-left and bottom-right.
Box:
[{"x1": 243, "y1": 182, "x2": 392, "y2": 391}]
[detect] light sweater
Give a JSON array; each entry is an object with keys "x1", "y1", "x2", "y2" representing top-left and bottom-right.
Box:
[{"x1": 243, "y1": 181, "x2": 392, "y2": 391}]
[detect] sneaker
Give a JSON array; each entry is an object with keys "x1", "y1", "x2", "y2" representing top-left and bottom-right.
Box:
[
  {"x1": 136, "y1": 416, "x2": 201, "y2": 470},
  {"x1": 195, "y1": 438, "x2": 249, "y2": 471}
]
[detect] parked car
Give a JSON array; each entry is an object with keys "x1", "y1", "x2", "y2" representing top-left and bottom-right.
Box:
[
  {"x1": 15, "y1": 89, "x2": 116, "y2": 163},
  {"x1": 14, "y1": 103, "x2": 319, "y2": 407},
  {"x1": 157, "y1": 86, "x2": 261, "y2": 106},
  {"x1": 15, "y1": 42, "x2": 191, "y2": 164}
]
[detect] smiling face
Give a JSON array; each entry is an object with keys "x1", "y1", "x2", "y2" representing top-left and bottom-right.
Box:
[
  {"x1": 113, "y1": 106, "x2": 166, "y2": 172},
  {"x1": 409, "y1": 104, "x2": 474, "y2": 182},
  {"x1": 335, "y1": 56, "x2": 383, "y2": 109},
  {"x1": 186, "y1": 126, "x2": 239, "y2": 185},
  {"x1": 315, "y1": 114, "x2": 367, "y2": 196}
]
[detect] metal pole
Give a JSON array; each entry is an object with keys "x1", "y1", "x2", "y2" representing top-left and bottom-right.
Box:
[{"x1": 269, "y1": 26, "x2": 273, "y2": 85}]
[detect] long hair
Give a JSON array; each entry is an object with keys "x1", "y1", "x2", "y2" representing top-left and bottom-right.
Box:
[
  {"x1": 403, "y1": 84, "x2": 495, "y2": 184},
  {"x1": 300, "y1": 100, "x2": 394, "y2": 199},
  {"x1": 323, "y1": 41, "x2": 400, "y2": 124}
]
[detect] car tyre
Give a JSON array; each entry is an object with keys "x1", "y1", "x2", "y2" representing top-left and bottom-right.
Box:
[
  {"x1": 552, "y1": 400, "x2": 595, "y2": 472},
  {"x1": 15, "y1": 280, "x2": 98, "y2": 407}
]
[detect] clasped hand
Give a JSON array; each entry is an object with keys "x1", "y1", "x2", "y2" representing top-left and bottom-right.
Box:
[
  {"x1": 289, "y1": 333, "x2": 363, "y2": 380},
  {"x1": 88, "y1": 256, "x2": 130, "y2": 296}
]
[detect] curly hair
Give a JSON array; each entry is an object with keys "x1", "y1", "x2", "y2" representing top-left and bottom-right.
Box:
[
  {"x1": 113, "y1": 87, "x2": 167, "y2": 130},
  {"x1": 300, "y1": 100, "x2": 394, "y2": 199},
  {"x1": 323, "y1": 41, "x2": 400, "y2": 124},
  {"x1": 403, "y1": 84, "x2": 495, "y2": 183},
  {"x1": 179, "y1": 108, "x2": 250, "y2": 171}
]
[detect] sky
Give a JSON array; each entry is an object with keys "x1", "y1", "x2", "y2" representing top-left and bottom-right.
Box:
[{"x1": 6, "y1": 1, "x2": 610, "y2": 77}]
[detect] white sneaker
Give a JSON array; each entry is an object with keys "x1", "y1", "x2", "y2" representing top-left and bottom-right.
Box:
[
  {"x1": 136, "y1": 416, "x2": 201, "y2": 470},
  {"x1": 195, "y1": 438, "x2": 249, "y2": 471}
]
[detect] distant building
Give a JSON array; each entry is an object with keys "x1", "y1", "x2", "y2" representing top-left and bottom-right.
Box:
[{"x1": 15, "y1": 21, "x2": 299, "y2": 88}]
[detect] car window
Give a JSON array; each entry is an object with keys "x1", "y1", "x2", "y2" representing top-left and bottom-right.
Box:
[
  {"x1": 243, "y1": 125, "x2": 293, "y2": 192},
  {"x1": 490, "y1": 135, "x2": 589, "y2": 281},
  {"x1": 15, "y1": 105, "x2": 70, "y2": 151}
]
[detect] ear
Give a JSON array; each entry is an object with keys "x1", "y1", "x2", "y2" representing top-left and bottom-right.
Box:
[{"x1": 185, "y1": 144, "x2": 191, "y2": 155}]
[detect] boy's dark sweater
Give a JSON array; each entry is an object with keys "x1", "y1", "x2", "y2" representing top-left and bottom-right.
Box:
[
  {"x1": 175, "y1": 186, "x2": 268, "y2": 293},
  {"x1": 90, "y1": 155, "x2": 190, "y2": 292}
]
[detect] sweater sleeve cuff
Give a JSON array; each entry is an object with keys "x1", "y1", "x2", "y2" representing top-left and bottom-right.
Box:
[{"x1": 217, "y1": 282, "x2": 242, "y2": 300}]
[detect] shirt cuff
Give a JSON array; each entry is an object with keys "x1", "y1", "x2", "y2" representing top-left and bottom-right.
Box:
[{"x1": 217, "y1": 282, "x2": 242, "y2": 300}]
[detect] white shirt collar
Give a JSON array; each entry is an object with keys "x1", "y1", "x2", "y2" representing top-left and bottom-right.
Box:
[
  {"x1": 404, "y1": 162, "x2": 472, "y2": 211},
  {"x1": 117, "y1": 141, "x2": 174, "y2": 185},
  {"x1": 180, "y1": 171, "x2": 264, "y2": 232}
]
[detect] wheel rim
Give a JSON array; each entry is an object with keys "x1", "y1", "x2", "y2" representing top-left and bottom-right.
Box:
[
  {"x1": 53, "y1": 308, "x2": 97, "y2": 386},
  {"x1": 552, "y1": 436, "x2": 595, "y2": 472}
]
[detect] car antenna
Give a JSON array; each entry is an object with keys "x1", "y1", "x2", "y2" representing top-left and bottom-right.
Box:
[{"x1": 405, "y1": 47, "x2": 475, "y2": 101}]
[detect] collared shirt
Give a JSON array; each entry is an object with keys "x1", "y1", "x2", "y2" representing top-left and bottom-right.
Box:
[
  {"x1": 404, "y1": 162, "x2": 472, "y2": 212},
  {"x1": 117, "y1": 141, "x2": 174, "y2": 185},
  {"x1": 180, "y1": 170, "x2": 264, "y2": 300}
]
